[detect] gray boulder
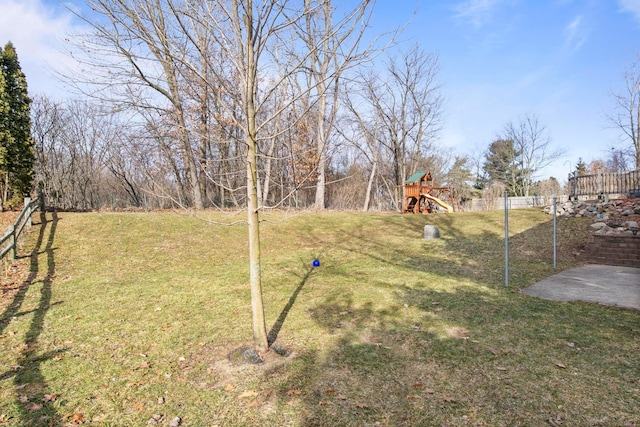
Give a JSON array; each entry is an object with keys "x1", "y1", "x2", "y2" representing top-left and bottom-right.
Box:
[{"x1": 423, "y1": 225, "x2": 441, "y2": 239}]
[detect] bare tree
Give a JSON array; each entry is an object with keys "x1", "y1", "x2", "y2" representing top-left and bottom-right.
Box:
[
  {"x1": 355, "y1": 46, "x2": 443, "y2": 210},
  {"x1": 173, "y1": 0, "x2": 384, "y2": 350},
  {"x1": 608, "y1": 53, "x2": 640, "y2": 170},
  {"x1": 338, "y1": 82, "x2": 384, "y2": 211},
  {"x1": 60, "y1": 0, "x2": 381, "y2": 351},
  {"x1": 501, "y1": 113, "x2": 564, "y2": 197},
  {"x1": 291, "y1": 0, "x2": 375, "y2": 209},
  {"x1": 32, "y1": 96, "x2": 121, "y2": 210},
  {"x1": 65, "y1": 0, "x2": 205, "y2": 209}
]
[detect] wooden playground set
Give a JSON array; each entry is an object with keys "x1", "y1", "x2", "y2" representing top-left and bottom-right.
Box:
[{"x1": 402, "y1": 171, "x2": 461, "y2": 214}]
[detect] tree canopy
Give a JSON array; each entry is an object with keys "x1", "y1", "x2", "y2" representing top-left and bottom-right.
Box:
[{"x1": 0, "y1": 41, "x2": 34, "y2": 209}]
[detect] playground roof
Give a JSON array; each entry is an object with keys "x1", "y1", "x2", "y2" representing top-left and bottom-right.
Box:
[{"x1": 405, "y1": 171, "x2": 428, "y2": 184}]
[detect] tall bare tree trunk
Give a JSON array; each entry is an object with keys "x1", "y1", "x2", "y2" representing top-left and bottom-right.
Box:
[
  {"x1": 239, "y1": 0, "x2": 268, "y2": 352},
  {"x1": 363, "y1": 154, "x2": 377, "y2": 211}
]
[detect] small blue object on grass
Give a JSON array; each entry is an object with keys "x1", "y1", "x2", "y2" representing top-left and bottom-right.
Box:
[{"x1": 312, "y1": 259, "x2": 320, "y2": 267}]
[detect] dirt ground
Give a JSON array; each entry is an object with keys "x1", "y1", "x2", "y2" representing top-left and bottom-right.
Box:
[{"x1": 0, "y1": 211, "x2": 33, "y2": 316}]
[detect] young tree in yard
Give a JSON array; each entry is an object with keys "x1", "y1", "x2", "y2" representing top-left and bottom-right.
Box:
[
  {"x1": 66, "y1": 0, "x2": 380, "y2": 352},
  {"x1": 0, "y1": 42, "x2": 34, "y2": 209},
  {"x1": 172, "y1": 0, "x2": 378, "y2": 351},
  {"x1": 608, "y1": 53, "x2": 640, "y2": 169}
]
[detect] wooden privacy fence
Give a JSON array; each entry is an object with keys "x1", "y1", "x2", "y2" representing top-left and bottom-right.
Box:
[
  {"x1": 567, "y1": 170, "x2": 639, "y2": 199},
  {"x1": 0, "y1": 196, "x2": 41, "y2": 261}
]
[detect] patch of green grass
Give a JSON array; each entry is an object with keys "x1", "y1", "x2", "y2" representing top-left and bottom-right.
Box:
[{"x1": 0, "y1": 209, "x2": 637, "y2": 426}]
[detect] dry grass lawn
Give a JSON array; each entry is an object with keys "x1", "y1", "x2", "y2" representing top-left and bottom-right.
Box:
[{"x1": 0, "y1": 209, "x2": 638, "y2": 426}]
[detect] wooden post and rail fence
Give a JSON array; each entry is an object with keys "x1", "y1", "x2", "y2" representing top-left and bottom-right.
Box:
[
  {"x1": 567, "y1": 170, "x2": 639, "y2": 200},
  {"x1": 0, "y1": 196, "x2": 43, "y2": 262}
]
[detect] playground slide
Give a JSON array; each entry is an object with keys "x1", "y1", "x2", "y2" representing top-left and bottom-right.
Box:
[{"x1": 422, "y1": 194, "x2": 454, "y2": 213}]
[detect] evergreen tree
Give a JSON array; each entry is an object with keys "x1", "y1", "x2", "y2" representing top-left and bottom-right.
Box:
[
  {"x1": 0, "y1": 41, "x2": 34, "y2": 209},
  {"x1": 575, "y1": 157, "x2": 588, "y2": 176},
  {"x1": 445, "y1": 156, "x2": 476, "y2": 199},
  {"x1": 483, "y1": 139, "x2": 525, "y2": 196}
]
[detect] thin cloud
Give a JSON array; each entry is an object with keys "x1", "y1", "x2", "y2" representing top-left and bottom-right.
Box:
[
  {"x1": 564, "y1": 15, "x2": 587, "y2": 52},
  {"x1": 453, "y1": 0, "x2": 504, "y2": 28},
  {"x1": 0, "y1": 0, "x2": 78, "y2": 96},
  {"x1": 618, "y1": 0, "x2": 640, "y2": 23}
]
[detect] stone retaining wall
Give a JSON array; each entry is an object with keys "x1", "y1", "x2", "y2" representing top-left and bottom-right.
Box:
[{"x1": 544, "y1": 198, "x2": 640, "y2": 267}]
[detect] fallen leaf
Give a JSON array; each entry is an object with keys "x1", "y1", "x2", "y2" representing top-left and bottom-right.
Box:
[
  {"x1": 224, "y1": 383, "x2": 234, "y2": 392},
  {"x1": 318, "y1": 401, "x2": 331, "y2": 406},
  {"x1": 548, "y1": 413, "x2": 563, "y2": 426},
  {"x1": 446, "y1": 327, "x2": 469, "y2": 339},
  {"x1": 496, "y1": 366, "x2": 508, "y2": 371},
  {"x1": 424, "y1": 389, "x2": 435, "y2": 394},
  {"x1": 42, "y1": 394, "x2": 57, "y2": 403},
  {"x1": 286, "y1": 389, "x2": 302, "y2": 396},
  {"x1": 555, "y1": 362, "x2": 566, "y2": 369},
  {"x1": 238, "y1": 391, "x2": 259, "y2": 399},
  {"x1": 406, "y1": 394, "x2": 420, "y2": 400},
  {"x1": 72, "y1": 413, "x2": 85, "y2": 424},
  {"x1": 25, "y1": 402, "x2": 43, "y2": 412},
  {"x1": 355, "y1": 402, "x2": 369, "y2": 409},
  {"x1": 15, "y1": 384, "x2": 28, "y2": 390},
  {"x1": 336, "y1": 395, "x2": 348, "y2": 400},
  {"x1": 18, "y1": 396, "x2": 28, "y2": 403},
  {"x1": 148, "y1": 414, "x2": 164, "y2": 423},
  {"x1": 325, "y1": 388, "x2": 335, "y2": 394},
  {"x1": 443, "y1": 396, "x2": 457, "y2": 403},
  {"x1": 132, "y1": 403, "x2": 145, "y2": 411},
  {"x1": 92, "y1": 414, "x2": 107, "y2": 422}
]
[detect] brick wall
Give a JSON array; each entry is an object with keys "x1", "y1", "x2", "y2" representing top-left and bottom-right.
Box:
[{"x1": 582, "y1": 235, "x2": 640, "y2": 267}]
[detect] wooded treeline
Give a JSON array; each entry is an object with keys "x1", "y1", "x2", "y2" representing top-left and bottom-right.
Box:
[
  {"x1": 23, "y1": 0, "x2": 577, "y2": 213},
  {"x1": 28, "y1": 0, "x2": 443, "y2": 212}
]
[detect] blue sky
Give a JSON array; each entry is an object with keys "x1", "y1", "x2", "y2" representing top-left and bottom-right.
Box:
[
  {"x1": 1, "y1": 0, "x2": 639, "y2": 182},
  {"x1": 373, "y1": 0, "x2": 640, "y2": 180}
]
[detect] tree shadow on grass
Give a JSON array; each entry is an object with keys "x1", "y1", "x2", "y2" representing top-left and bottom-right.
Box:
[
  {"x1": 268, "y1": 267, "x2": 313, "y2": 347},
  {"x1": 270, "y1": 284, "x2": 640, "y2": 426},
  {"x1": 328, "y1": 211, "x2": 590, "y2": 291},
  {"x1": 0, "y1": 211, "x2": 64, "y2": 426},
  {"x1": 254, "y1": 213, "x2": 635, "y2": 425}
]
